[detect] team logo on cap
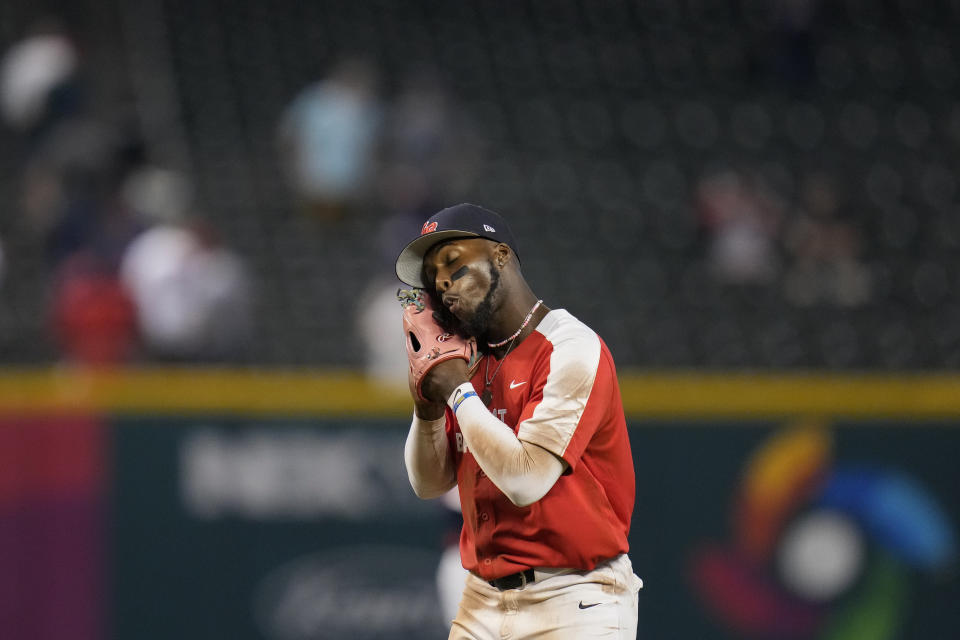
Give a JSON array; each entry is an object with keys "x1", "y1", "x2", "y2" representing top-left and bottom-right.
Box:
[{"x1": 421, "y1": 221, "x2": 438, "y2": 235}]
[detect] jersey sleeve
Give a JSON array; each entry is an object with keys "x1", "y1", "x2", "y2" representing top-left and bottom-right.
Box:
[{"x1": 515, "y1": 323, "x2": 603, "y2": 470}]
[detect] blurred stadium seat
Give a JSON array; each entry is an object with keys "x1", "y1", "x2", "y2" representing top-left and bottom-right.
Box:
[{"x1": 1, "y1": 0, "x2": 958, "y2": 369}]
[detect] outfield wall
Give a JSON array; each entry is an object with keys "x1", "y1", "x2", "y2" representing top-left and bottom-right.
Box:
[{"x1": 1, "y1": 368, "x2": 958, "y2": 640}]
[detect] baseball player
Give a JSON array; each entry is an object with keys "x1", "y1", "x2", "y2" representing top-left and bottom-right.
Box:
[{"x1": 397, "y1": 203, "x2": 642, "y2": 639}]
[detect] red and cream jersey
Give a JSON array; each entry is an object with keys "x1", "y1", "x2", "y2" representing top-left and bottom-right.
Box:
[{"x1": 445, "y1": 309, "x2": 635, "y2": 579}]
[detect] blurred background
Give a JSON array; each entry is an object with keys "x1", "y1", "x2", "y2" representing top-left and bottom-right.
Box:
[{"x1": 0, "y1": 0, "x2": 958, "y2": 639}]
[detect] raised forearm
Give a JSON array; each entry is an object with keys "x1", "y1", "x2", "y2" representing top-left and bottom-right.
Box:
[
  {"x1": 404, "y1": 413, "x2": 456, "y2": 499},
  {"x1": 449, "y1": 384, "x2": 565, "y2": 507}
]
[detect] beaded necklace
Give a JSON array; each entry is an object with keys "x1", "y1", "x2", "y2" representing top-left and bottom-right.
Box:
[
  {"x1": 481, "y1": 299, "x2": 543, "y2": 405},
  {"x1": 487, "y1": 299, "x2": 543, "y2": 348}
]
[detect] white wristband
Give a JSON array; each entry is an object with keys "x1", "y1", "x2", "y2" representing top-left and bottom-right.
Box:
[{"x1": 447, "y1": 382, "x2": 479, "y2": 413}]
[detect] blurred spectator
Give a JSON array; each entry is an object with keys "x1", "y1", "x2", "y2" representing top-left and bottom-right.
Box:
[
  {"x1": 122, "y1": 164, "x2": 194, "y2": 227},
  {"x1": 120, "y1": 222, "x2": 253, "y2": 361},
  {"x1": 357, "y1": 280, "x2": 408, "y2": 392},
  {"x1": 0, "y1": 20, "x2": 81, "y2": 143},
  {"x1": 1, "y1": 21, "x2": 144, "y2": 270},
  {"x1": 277, "y1": 57, "x2": 382, "y2": 221},
  {"x1": 33, "y1": 121, "x2": 146, "y2": 269},
  {"x1": 357, "y1": 211, "x2": 422, "y2": 392},
  {"x1": 782, "y1": 172, "x2": 871, "y2": 307},
  {"x1": 20, "y1": 117, "x2": 118, "y2": 248},
  {"x1": 51, "y1": 250, "x2": 138, "y2": 365},
  {"x1": 696, "y1": 168, "x2": 783, "y2": 286},
  {"x1": 376, "y1": 67, "x2": 483, "y2": 213}
]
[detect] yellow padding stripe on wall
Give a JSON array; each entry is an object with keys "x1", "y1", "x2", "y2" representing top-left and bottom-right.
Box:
[
  {"x1": 0, "y1": 368, "x2": 958, "y2": 418},
  {"x1": 617, "y1": 372, "x2": 960, "y2": 418}
]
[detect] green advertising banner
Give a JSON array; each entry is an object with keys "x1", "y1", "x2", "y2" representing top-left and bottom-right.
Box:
[
  {"x1": 111, "y1": 418, "x2": 451, "y2": 640},
  {"x1": 108, "y1": 416, "x2": 960, "y2": 640},
  {"x1": 3, "y1": 369, "x2": 958, "y2": 639}
]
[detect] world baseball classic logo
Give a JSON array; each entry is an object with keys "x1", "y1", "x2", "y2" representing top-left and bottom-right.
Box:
[{"x1": 689, "y1": 422, "x2": 956, "y2": 640}]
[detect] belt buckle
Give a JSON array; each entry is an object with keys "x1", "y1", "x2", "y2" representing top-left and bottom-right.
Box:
[{"x1": 491, "y1": 569, "x2": 532, "y2": 591}]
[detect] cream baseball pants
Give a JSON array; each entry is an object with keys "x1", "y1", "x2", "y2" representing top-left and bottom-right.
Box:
[{"x1": 448, "y1": 553, "x2": 643, "y2": 640}]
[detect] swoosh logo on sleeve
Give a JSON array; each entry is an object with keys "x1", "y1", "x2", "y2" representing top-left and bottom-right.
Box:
[{"x1": 578, "y1": 601, "x2": 602, "y2": 609}]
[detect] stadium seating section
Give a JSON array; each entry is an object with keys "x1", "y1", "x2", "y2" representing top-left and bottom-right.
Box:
[{"x1": 1, "y1": 0, "x2": 958, "y2": 368}]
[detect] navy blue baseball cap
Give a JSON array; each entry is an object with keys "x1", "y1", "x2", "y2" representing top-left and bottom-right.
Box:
[{"x1": 395, "y1": 203, "x2": 520, "y2": 287}]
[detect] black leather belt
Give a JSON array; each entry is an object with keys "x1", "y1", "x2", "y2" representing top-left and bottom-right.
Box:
[{"x1": 488, "y1": 568, "x2": 536, "y2": 591}]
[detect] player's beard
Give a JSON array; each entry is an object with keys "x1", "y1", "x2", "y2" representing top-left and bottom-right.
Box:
[{"x1": 461, "y1": 259, "x2": 501, "y2": 341}]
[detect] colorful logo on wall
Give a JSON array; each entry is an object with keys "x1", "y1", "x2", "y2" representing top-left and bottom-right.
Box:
[{"x1": 690, "y1": 422, "x2": 956, "y2": 639}]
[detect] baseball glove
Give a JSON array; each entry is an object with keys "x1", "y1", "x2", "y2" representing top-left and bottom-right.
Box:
[{"x1": 398, "y1": 288, "x2": 480, "y2": 402}]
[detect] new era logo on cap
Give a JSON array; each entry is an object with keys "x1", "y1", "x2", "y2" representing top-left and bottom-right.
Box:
[{"x1": 395, "y1": 203, "x2": 520, "y2": 287}]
